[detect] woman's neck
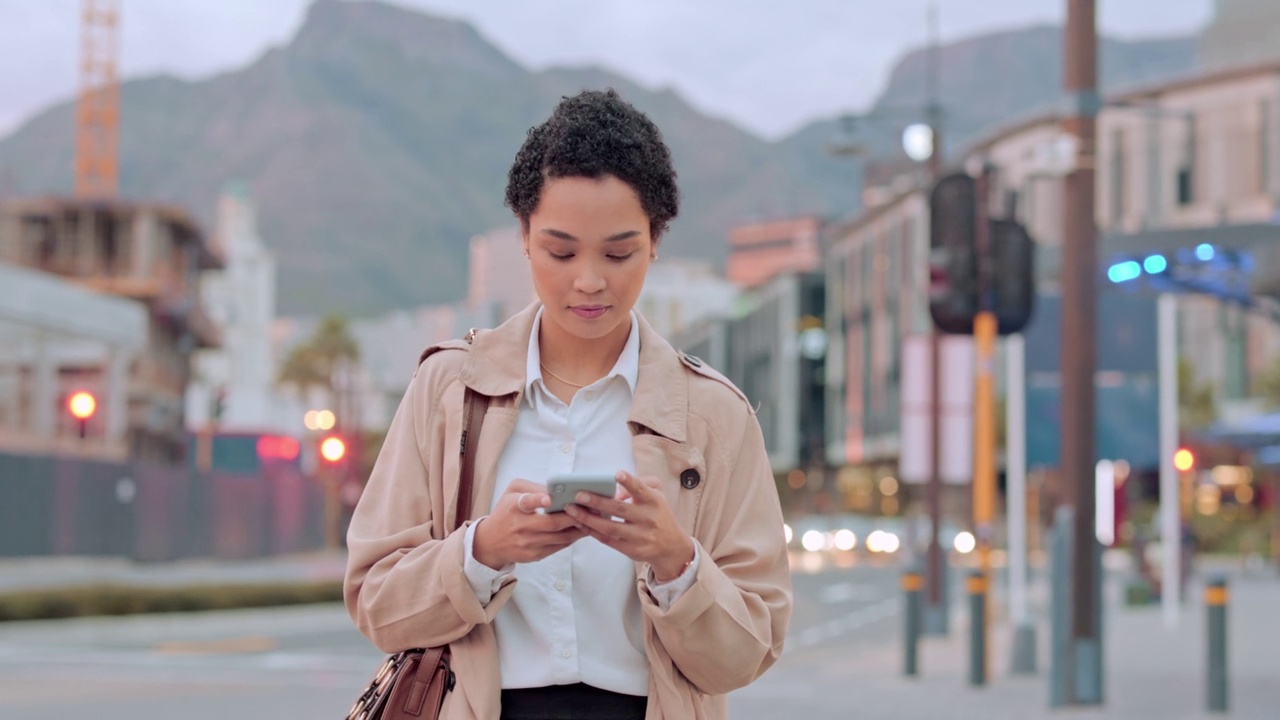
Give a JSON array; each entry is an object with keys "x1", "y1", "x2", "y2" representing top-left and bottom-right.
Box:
[{"x1": 537, "y1": 313, "x2": 632, "y2": 385}]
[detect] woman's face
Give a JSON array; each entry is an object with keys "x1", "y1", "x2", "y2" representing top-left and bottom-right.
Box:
[{"x1": 524, "y1": 174, "x2": 654, "y2": 347}]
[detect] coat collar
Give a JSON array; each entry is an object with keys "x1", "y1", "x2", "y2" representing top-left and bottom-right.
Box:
[{"x1": 458, "y1": 302, "x2": 689, "y2": 442}]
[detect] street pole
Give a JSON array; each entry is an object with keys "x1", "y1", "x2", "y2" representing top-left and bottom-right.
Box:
[
  {"x1": 1007, "y1": 333, "x2": 1037, "y2": 673},
  {"x1": 1158, "y1": 292, "x2": 1181, "y2": 628},
  {"x1": 1061, "y1": 0, "x2": 1102, "y2": 704},
  {"x1": 923, "y1": 1, "x2": 949, "y2": 636},
  {"x1": 972, "y1": 164, "x2": 997, "y2": 683}
]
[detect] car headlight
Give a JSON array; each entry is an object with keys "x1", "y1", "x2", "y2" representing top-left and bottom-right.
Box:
[{"x1": 801, "y1": 530, "x2": 825, "y2": 553}]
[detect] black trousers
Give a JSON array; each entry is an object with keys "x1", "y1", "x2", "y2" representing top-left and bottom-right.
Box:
[{"x1": 500, "y1": 683, "x2": 648, "y2": 720}]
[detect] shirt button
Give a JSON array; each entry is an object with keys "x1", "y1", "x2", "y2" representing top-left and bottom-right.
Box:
[
  {"x1": 555, "y1": 580, "x2": 566, "y2": 591},
  {"x1": 561, "y1": 648, "x2": 573, "y2": 659},
  {"x1": 560, "y1": 442, "x2": 572, "y2": 454}
]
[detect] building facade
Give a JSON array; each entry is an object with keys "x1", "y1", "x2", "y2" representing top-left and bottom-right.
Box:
[
  {"x1": 824, "y1": 186, "x2": 931, "y2": 470},
  {"x1": 0, "y1": 198, "x2": 222, "y2": 463},
  {"x1": 1090, "y1": 62, "x2": 1280, "y2": 409},
  {"x1": 468, "y1": 226, "x2": 536, "y2": 324},
  {"x1": 725, "y1": 216, "x2": 823, "y2": 289},
  {"x1": 0, "y1": 263, "x2": 147, "y2": 460},
  {"x1": 677, "y1": 272, "x2": 825, "y2": 478},
  {"x1": 636, "y1": 259, "x2": 740, "y2": 340},
  {"x1": 188, "y1": 184, "x2": 289, "y2": 433}
]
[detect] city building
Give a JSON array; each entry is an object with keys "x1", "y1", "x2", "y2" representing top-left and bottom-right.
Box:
[
  {"x1": 0, "y1": 263, "x2": 147, "y2": 460},
  {"x1": 1091, "y1": 61, "x2": 1280, "y2": 408},
  {"x1": 725, "y1": 216, "x2": 823, "y2": 289},
  {"x1": 187, "y1": 183, "x2": 292, "y2": 434},
  {"x1": 468, "y1": 226, "x2": 536, "y2": 324},
  {"x1": 636, "y1": 258, "x2": 740, "y2": 340},
  {"x1": 0, "y1": 197, "x2": 223, "y2": 463},
  {"x1": 677, "y1": 272, "x2": 826, "y2": 484},
  {"x1": 823, "y1": 184, "x2": 931, "y2": 474}
]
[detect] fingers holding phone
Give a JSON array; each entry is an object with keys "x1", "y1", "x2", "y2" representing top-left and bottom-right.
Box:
[{"x1": 473, "y1": 479, "x2": 585, "y2": 568}]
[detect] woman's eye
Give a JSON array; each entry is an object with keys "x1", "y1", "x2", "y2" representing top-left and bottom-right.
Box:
[
  {"x1": 607, "y1": 253, "x2": 634, "y2": 262},
  {"x1": 550, "y1": 252, "x2": 574, "y2": 261}
]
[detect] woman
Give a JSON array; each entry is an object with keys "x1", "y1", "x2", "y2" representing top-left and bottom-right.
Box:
[{"x1": 345, "y1": 88, "x2": 792, "y2": 720}]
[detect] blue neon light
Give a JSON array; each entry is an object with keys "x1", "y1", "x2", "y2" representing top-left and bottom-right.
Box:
[
  {"x1": 1108, "y1": 260, "x2": 1142, "y2": 283},
  {"x1": 1143, "y1": 255, "x2": 1168, "y2": 274},
  {"x1": 1195, "y1": 243, "x2": 1215, "y2": 261}
]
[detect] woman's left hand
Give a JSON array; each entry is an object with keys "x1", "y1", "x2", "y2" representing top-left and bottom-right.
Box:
[{"x1": 564, "y1": 470, "x2": 695, "y2": 582}]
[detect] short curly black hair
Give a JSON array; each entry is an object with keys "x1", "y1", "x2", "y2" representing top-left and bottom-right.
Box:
[{"x1": 505, "y1": 88, "x2": 680, "y2": 239}]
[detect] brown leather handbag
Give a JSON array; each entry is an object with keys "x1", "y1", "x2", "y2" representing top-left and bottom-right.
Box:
[{"x1": 346, "y1": 380, "x2": 489, "y2": 720}]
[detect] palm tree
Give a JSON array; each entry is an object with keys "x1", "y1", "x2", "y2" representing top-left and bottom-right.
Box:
[{"x1": 277, "y1": 314, "x2": 360, "y2": 418}]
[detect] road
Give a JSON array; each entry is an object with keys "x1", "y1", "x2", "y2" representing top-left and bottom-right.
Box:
[{"x1": 0, "y1": 556, "x2": 907, "y2": 719}]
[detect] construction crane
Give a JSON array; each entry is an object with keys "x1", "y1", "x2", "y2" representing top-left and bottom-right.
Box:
[{"x1": 75, "y1": 0, "x2": 121, "y2": 199}]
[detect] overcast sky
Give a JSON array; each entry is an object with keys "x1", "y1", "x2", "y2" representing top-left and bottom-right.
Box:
[{"x1": 0, "y1": 0, "x2": 1214, "y2": 140}]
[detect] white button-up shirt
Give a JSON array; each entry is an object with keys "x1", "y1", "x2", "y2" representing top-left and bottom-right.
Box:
[{"x1": 462, "y1": 309, "x2": 698, "y2": 695}]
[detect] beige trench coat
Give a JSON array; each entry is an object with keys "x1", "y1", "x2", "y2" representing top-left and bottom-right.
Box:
[{"x1": 344, "y1": 303, "x2": 792, "y2": 719}]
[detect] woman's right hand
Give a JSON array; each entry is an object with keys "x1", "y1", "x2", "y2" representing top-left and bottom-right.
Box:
[{"x1": 472, "y1": 479, "x2": 586, "y2": 569}]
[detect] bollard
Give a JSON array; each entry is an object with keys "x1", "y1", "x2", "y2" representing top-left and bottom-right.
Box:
[
  {"x1": 1206, "y1": 576, "x2": 1228, "y2": 713},
  {"x1": 903, "y1": 568, "x2": 923, "y2": 676},
  {"x1": 968, "y1": 570, "x2": 986, "y2": 686}
]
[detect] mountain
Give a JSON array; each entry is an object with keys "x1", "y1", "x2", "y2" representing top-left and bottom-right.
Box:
[
  {"x1": 783, "y1": 26, "x2": 1198, "y2": 164},
  {"x1": 0, "y1": 1, "x2": 1198, "y2": 315}
]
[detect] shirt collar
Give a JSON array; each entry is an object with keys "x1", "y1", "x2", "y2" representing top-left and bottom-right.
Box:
[{"x1": 525, "y1": 306, "x2": 641, "y2": 397}]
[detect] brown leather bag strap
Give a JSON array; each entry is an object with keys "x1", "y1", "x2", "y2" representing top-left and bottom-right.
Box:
[
  {"x1": 455, "y1": 328, "x2": 489, "y2": 529},
  {"x1": 456, "y1": 388, "x2": 488, "y2": 528}
]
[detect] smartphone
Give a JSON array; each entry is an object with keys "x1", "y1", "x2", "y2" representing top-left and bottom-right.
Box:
[{"x1": 545, "y1": 474, "x2": 618, "y2": 513}]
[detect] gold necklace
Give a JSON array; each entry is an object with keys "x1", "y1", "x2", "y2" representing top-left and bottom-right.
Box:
[{"x1": 540, "y1": 362, "x2": 588, "y2": 389}]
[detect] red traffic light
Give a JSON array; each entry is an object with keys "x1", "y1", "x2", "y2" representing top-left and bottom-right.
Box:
[
  {"x1": 1174, "y1": 448, "x2": 1195, "y2": 473},
  {"x1": 68, "y1": 391, "x2": 97, "y2": 420},
  {"x1": 320, "y1": 435, "x2": 347, "y2": 463}
]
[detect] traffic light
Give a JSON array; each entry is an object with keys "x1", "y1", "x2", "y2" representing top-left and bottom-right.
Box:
[
  {"x1": 67, "y1": 391, "x2": 97, "y2": 439},
  {"x1": 929, "y1": 172, "x2": 979, "y2": 334},
  {"x1": 989, "y1": 219, "x2": 1036, "y2": 335},
  {"x1": 929, "y1": 173, "x2": 1037, "y2": 335},
  {"x1": 1174, "y1": 447, "x2": 1195, "y2": 473},
  {"x1": 320, "y1": 434, "x2": 347, "y2": 464}
]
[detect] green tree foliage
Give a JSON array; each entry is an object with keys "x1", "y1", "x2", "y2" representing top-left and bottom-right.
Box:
[
  {"x1": 277, "y1": 314, "x2": 360, "y2": 399},
  {"x1": 1178, "y1": 357, "x2": 1217, "y2": 431},
  {"x1": 1254, "y1": 355, "x2": 1280, "y2": 409}
]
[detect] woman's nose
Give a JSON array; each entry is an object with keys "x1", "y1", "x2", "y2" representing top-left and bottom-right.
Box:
[{"x1": 573, "y1": 265, "x2": 607, "y2": 293}]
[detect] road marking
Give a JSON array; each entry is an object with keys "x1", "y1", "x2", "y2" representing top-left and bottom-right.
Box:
[
  {"x1": 791, "y1": 597, "x2": 901, "y2": 649},
  {"x1": 817, "y1": 582, "x2": 884, "y2": 604}
]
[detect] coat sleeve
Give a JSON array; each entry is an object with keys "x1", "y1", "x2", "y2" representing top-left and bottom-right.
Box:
[
  {"x1": 639, "y1": 405, "x2": 793, "y2": 695},
  {"x1": 343, "y1": 358, "x2": 515, "y2": 653}
]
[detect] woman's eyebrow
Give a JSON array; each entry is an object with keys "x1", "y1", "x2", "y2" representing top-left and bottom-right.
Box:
[{"x1": 540, "y1": 228, "x2": 641, "y2": 242}]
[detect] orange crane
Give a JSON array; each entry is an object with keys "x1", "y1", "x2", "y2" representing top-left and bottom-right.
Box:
[{"x1": 74, "y1": 0, "x2": 121, "y2": 198}]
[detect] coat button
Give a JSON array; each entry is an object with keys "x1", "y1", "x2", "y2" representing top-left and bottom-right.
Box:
[{"x1": 680, "y1": 469, "x2": 701, "y2": 489}]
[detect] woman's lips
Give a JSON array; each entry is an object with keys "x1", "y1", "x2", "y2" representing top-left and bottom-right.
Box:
[{"x1": 571, "y1": 305, "x2": 608, "y2": 319}]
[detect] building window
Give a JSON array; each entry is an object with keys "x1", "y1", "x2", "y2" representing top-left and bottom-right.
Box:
[
  {"x1": 1178, "y1": 114, "x2": 1197, "y2": 206},
  {"x1": 1260, "y1": 99, "x2": 1272, "y2": 195},
  {"x1": 1110, "y1": 128, "x2": 1126, "y2": 224}
]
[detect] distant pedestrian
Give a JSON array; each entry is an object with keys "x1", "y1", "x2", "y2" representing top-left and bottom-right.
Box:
[{"x1": 344, "y1": 88, "x2": 792, "y2": 719}]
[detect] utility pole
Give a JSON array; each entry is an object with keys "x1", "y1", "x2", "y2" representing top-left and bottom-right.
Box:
[
  {"x1": 923, "y1": 1, "x2": 949, "y2": 636},
  {"x1": 1061, "y1": 0, "x2": 1102, "y2": 704},
  {"x1": 972, "y1": 161, "x2": 996, "y2": 683}
]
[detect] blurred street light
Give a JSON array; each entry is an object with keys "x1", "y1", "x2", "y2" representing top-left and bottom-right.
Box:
[
  {"x1": 320, "y1": 435, "x2": 347, "y2": 464},
  {"x1": 304, "y1": 409, "x2": 337, "y2": 431},
  {"x1": 67, "y1": 391, "x2": 96, "y2": 438}
]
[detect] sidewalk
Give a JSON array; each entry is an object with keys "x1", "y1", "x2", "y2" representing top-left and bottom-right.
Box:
[
  {"x1": 793, "y1": 564, "x2": 1280, "y2": 719},
  {"x1": 0, "y1": 551, "x2": 348, "y2": 593}
]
